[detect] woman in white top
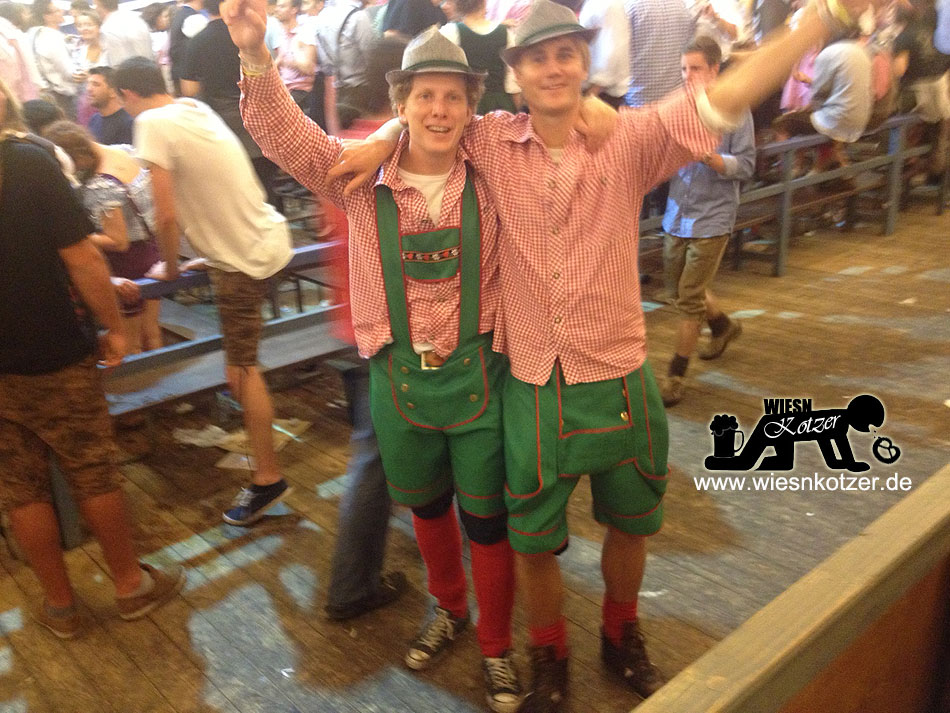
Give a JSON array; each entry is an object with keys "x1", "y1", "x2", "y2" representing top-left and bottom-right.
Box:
[
  {"x1": 439, "y1": 0, "x2": 520, "y2": 113},
  {"x1": 26, "y1": 0, "x2": 77, "y2": 118},
  {"x1": 71, "y1": 10, "x2": 108, "y2": 125}
]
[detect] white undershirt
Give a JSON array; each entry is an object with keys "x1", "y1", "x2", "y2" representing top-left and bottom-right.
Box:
[
  {"x1": 396, "y1": 167, "x2": 453, "y2": 355},
  {"x1": 397, "y1": 167, "x2": 452, "y2": 225}
]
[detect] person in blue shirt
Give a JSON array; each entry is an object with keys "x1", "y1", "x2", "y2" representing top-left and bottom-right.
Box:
[{"x1": 659, "y1": 35, "x2": 755, "y2": 407}]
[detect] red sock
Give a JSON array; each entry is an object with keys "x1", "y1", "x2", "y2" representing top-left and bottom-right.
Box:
[
  {"x1": 470, "y1": 539, "x2": 515, "y2": 658},
  {"x1": 412, "y1": 510, "x2": 468, "y2": 617},
  {"x1": 603, "y1": 595, "x2": 638, "y2": 647},
  {"x1": 529, "y1": 617, "x2": 569, "y2": 660}
]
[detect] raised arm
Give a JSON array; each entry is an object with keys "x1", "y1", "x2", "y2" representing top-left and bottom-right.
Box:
[
  {"x1": 705, "y1": 0, "x2": 885, "y2": 126},
  {"x1": 222, "y1": 0, "x2": 346, "y2": 203}
]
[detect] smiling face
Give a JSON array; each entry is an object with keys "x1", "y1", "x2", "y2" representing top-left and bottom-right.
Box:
[
  {"x1": 512, "y1": 35, "x2": 588, "y2": 118},
  {"x1": 397, "y1": 73, "x2": 473, "y2": 171},
  {"x1": 75, "y1": 13, "x2": 100, "y2": 43}
]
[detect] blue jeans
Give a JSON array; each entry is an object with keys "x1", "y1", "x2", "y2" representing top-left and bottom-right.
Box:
[{"x1": 326, "y1": 363, "x2": 392, "y2": 608}]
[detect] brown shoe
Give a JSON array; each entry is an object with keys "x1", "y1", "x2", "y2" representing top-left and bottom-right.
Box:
[
  {"x1": 116, "y1": 563, "x2": 185, "y2": 621},
  {"x1": 601, "y1": 621, "x2": 664, "y2": 698},
  {"x1": 660, "y1": 376, "x2": 685, "y2": 407},
  {"x1": 33, "y1": 602, "x2": 82, "y2": 639},
  {"x1": 521, "y1": 645, "x2": 569, "y2": 713},
  {"x1": 698, "y1": 318, "x2": 742, "y2": 360}
]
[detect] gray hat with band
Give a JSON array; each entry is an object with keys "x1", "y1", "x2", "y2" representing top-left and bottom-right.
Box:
[
  {"x1": 501, "y1": 0, "x2": 598, "y2": 66},
  {"x1": 386, "y1": 26, "x2": 488, "y2": 84}
]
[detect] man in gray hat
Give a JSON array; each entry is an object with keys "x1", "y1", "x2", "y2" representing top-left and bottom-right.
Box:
[
  {"x1": 335, "y1": 0, "x2": 886, "y2": 709},
  {"x1": 227, "y1": 12, "x2": 523, "y2": 711}
]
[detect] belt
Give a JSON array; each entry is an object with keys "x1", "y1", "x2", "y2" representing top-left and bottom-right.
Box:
[{"x1": 420, "y1": 350, "x2": 447, "y2": 370}]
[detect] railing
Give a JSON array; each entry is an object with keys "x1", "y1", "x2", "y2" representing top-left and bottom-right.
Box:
[{"x1": 641, "y1": 113, "x2": 949, "y2": 277}]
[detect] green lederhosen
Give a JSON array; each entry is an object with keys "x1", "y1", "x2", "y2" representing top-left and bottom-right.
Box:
[
  {"x1": 369, "y1": 174, "x2": 507, "y2": 518},
  {"x1": 502, "y1": 361, "x2": 669, "y2": 554}
]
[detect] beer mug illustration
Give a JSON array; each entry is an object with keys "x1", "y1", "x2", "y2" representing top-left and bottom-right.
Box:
[{"x1": 709, "y1": 415, "x2": 744, "y2": 457}]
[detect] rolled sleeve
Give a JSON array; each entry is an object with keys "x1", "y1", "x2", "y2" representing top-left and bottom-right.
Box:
[{"x1": 240, "y1": 66, "x2": 346, "y2": 205}]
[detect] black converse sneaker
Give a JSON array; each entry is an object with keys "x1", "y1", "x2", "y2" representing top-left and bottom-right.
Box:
[
  {"x1": 482, "y1": 651, "x2": 524, "y2": 713},
  {"x1": 521, "y1": 645, "x2": 568, "y2": 713},
  {"x1": 222, "y1": 480, "x2": 293, "y2": 526},
  {"x1": 405, "y1": 606, "x2": 469, "y2": 670},
  {"x1": 601, "y1": 621, "x2": 664, "y2": 698}
]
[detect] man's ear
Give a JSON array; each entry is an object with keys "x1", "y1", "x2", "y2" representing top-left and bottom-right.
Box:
[{"x1": 397, "y1": 103, "x2": 408, "y2": 126}]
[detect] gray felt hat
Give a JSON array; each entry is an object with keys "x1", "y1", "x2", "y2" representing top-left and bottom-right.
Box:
[
  {"x1": 386, "y1": 26, "x2": 488, "y2": 84},
  {"x1": 501, "y1": 0, "x2": 598, "y2": 66}
]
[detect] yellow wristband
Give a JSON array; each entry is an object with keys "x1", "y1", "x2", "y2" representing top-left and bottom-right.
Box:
[
  {"x1": 239, "y1": 54, "x2": 273, "y2": 78},
  {"x1": 826, "y1": 0, "x2": 856, "y2": 28}
]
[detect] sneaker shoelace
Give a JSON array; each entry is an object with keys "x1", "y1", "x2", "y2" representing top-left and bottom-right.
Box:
[
  {"x1": 484, "y1": 655, "x2": 519, "y2": 692},
  {"x1": 231, "y1": 488, "x2": 254, "y2": 508},
  {"x1": 416, "y1": 608, "x2": 456, "y2": 651}
]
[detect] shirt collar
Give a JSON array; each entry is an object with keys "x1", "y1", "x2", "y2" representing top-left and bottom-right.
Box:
[
  {"x1": 375, "y1": 131, "x2": 474, "y2": 192},
  {"x1": 496, "y1": 113, "x2": 582, "y2": 153}
]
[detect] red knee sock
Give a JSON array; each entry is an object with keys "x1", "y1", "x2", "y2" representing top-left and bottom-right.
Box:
[
  {"x1": 529, "y1": 617, "x2": 569, "y2": 660},
  {"x1": 603, "y1": 595, "x2": 638, "y2": 647},
  {"x1": 412, "y1": 510, "x2": 468, "y2": 618},
  {"x1": 470, "y1": 539, "x2": 515, "y2": 658}
]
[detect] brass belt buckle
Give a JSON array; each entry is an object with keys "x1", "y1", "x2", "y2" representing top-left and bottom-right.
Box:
[{"x1": 421, "y1": 351, "x2": 438, "y2": 370}]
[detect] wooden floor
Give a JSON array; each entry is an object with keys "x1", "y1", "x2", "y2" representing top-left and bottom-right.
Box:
[{"x1": 1, "y1": 198, "x2": 949, "y2": 713}]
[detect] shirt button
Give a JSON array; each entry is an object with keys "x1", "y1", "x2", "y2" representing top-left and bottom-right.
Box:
[
  {"x1": 554, "y1": 316, "x2": 562, "y2": 324},
  {"x1": 547, "y1": 179, "x2": 555, "y2": 190},
  {"x1": 552, "y1": 271, "x2": 560, "y2": 280},
  {"x1": 552, "y1": 226, "x2": 559, "y2": 236},
  {"x1": 401, "y1": 366, "x2": 410, "y2": 374},
  {"x1": 600, "y1": 176, "x2": 608, "y2": 186}
]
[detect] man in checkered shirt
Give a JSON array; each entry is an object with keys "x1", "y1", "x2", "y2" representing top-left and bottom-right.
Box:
[{"x1": 345, "y1": 0, "x2": 884, "y2": 709}]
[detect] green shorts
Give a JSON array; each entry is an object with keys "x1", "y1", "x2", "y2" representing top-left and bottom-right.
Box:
[
  {"x1": 369, "y1": 334, "x2": 508, "y2": 518},
  {"x1": 503, "y1": 361, "x2": 669, "y2": 554}
]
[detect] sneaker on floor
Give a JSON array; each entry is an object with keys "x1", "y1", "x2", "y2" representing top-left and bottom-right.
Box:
[
  {"x1": 116, "y1": 562, "x2": 186, "y2": 621},
  {"x1": 601, "y1": 621, "x2": 664, "y2": 698},
  {"x1": 521, "y1": 645, "x2": 568, "y2": 713},
  {"x1": 698, "y1": 318, "x2": 742, "y2": 360},
  {"x1": 482, "y1": 650, "x2": 524, "y2": 713},
  {"x1": 405, "y1": 605, "x2": 469, "y2": 670},
  {"x1": 324, "y1": 571, "x2": 408, "y2": 621},
  {"x1": 660, "y1": 375, "x2": 685, "y2": 407},
  {"x1": 222, "y1": 480, "x2": 293, "y2": 526},
  {"x1": 33, "y1": 602, "x2": 82, "y2": 639}
]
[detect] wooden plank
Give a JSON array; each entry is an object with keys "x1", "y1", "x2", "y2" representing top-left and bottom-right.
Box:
[{"x1": 631, "y1": 463, "x2": 950, "y2": 713}]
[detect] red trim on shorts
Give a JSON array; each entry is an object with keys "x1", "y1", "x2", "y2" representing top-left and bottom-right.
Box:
[
  {"x1": 386, "y1": 478, "x2": 440, "y2": 494},
  {"x1": 556, "y1": 364, "x2": 633, "y2": 438},
  {"x1": 456, "y1": 486, "x2": 502, "y2": 500},
  {"x1": 508, "y1": 522, "x2": 560, "y2": 537},
  {"x1": 640, "y1": 369, "x2": 655, "y2": 471},
  {"x1": 387, "y1": 347, "x2": 491, "y2": 431},
  {"x1": 504, "y1": 385, "x2": 545, "y2": 499}
]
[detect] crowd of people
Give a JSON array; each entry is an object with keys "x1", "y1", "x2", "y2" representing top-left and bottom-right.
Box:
[{"x1": 1, "y1": 0, "x2": 949, "y2": 711}]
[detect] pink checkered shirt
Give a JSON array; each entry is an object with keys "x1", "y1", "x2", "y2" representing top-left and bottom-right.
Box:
[
  {"x1": 240, "y1": 67, "x2": 500, "y2": 360},
  {"x1": 462, "y1": 91, "x2": 718, "y2": 386}
]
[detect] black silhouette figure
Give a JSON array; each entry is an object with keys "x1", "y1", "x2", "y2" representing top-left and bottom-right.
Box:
[{"x1": 705, "y1": 395, "x2": 886, "y2": 472}]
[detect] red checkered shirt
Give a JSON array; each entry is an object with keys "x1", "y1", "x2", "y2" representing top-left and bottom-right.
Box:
[
  {"x1": 240, "y1": 67, "x2": 500, "y2": 359},
  {"x1": 461, "y1": 90, "x2": 718, "y2": 385}
]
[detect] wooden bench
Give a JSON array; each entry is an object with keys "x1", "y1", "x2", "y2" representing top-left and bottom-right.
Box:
[
  {"x1": 631, "y1": 463, "x2": 950, "y2": 713},
  {"x1": 635, "y1": 114, "x2": 943, "y2": 276}
]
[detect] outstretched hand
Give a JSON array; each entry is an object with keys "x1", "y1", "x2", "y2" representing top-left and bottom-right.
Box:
[
  {"x1": 221, "y1": 0, "x2": 269, "y2": 59},
  {"x1": 326, "y1": 139, "x2": 395, "y2": 196}
]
